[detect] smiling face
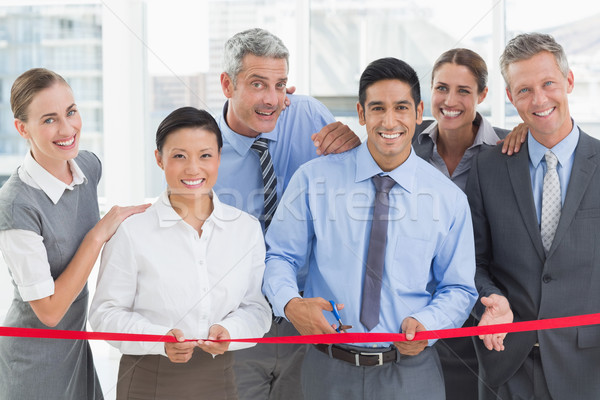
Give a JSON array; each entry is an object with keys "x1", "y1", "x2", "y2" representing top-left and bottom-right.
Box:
[
  {"x1": 506, "y1": 51, "x2": 574, "y2": 147},
  {"x1": 221, "y1": 54, "x2": 288, "y2": 137},
  {"x1": 431, "y1": 63, "x2": 487, "y2": 133},
  {"x1": 155, "y1": 127, "x2": 221, "y2": 203},
  {"x1": 14, "y1": 82, "x2": 81, "y2": 174},
  {"x1": 357, "y1": 79, "x2": 423, "y2": 171}
]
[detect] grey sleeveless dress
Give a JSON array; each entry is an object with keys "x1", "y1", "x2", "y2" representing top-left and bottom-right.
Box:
[{"x1": 0, "y1": 151, "x2": 103, "y2": 399}]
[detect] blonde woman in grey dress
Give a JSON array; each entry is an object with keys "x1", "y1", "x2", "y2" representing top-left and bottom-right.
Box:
[{"x1": 0, "y1": 68, "x2": 148, "y2": 399}]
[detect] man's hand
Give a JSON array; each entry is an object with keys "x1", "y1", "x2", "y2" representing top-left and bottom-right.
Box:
[
  {"x1": 197, "y1": 324, "x2": 231, "y2": 355},
  {"x1": 311, "y1": 121, "x2": 361, "y2": 156},
  {"x1": 394, "y1": 317, "x2": 428, "y2": 356},
  {"x1": 500, "y1": 123, "x2": 528, "y2": 155},
  {"x1": 282, "y1": 86, "x2": 296, "y2": 110},
  {"x1": 165, "y1": 328, "x2": 197, "y2": 363},
  {"x1": 284, "y1": 297, "x2": 339, "y2": 335},
  {"x1": 478, "y1": 294, "x2": 514, "y2": 351}
]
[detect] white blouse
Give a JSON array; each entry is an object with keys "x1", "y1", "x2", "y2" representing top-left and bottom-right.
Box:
[{"x1": 89, "y1": 191, "x2": 271, "y2": 356}]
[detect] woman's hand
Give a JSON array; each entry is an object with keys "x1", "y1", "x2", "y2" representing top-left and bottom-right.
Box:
[
  {"x1": 197, "y1": 324, "x2": 231, "y2": 355},
  {"x1": 500, "y1": 123, "x2": 528, "y2": 155},
  {"x1": 165, "y1": 328, "x2": 197, "y2": 363},
  {"x1": 88, "y1": 204, "x2": 150, "y2": 244}
]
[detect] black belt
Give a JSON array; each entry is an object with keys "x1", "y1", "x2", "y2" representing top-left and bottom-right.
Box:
[{"x1": 314, "y1": 344, "x2": 397, "y2": 366}]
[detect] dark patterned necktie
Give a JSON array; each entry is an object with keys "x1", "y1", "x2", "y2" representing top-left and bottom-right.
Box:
[
  {"x1": 251, "y1": 138, "x2": 278, "y2": 230},
  {"x1": 360, "y1": 175, "x2": 396, "y2": 331}
]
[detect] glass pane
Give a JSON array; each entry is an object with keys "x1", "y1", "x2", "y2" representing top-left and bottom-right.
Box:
[
  {"x1": 309, "y1": 0, "x2": 496, "y2": 137},
  {"x1": 505, "y1": 0, "x2": 600, "y2": 137},
  {"x1": 0, "y1": 4, "x2": 103, "y2": 180}
]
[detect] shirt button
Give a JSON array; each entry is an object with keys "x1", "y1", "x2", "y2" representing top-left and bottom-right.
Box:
[{"x1": 542, "y1": 274, "x2": 552, "y2": 283}]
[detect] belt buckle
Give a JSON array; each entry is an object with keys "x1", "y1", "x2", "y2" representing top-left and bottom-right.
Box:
[{"x1": 355, "y1": 351, "x2": 384, "y2": 366}]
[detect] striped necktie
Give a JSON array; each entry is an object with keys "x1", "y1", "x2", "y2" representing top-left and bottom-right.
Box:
[{"x1": 251, "y1": 138, "x2": 278, "y2": 230}]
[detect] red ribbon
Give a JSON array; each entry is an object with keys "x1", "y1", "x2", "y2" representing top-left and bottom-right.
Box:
[{"x1": 1, "y1": 313, "x2": 599, "y2": 343}]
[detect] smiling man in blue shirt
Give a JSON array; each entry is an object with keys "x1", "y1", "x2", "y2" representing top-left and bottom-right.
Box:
[
  {"x1": 263, "y1": 57, "x2": 477, "y2": 400},
  {"x1": 212, "y1": 28, "x2": 360, "y2": 400}
]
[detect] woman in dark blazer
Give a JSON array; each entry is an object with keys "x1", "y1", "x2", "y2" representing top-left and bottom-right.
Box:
[{"x1": 412, "y1": 48, "x2": 510, "y2": 400}]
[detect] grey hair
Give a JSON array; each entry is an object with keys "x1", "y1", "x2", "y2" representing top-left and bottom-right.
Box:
[
  {"x1": 500, "y1": 32, "x2": 569, "y2": 89},
  {"x1": 223, "y1": 28, "x2": 289, "y2": 86}
]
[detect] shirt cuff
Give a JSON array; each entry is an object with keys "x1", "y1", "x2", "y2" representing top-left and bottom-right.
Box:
[
  {"x1": 217, "y1": 320, "x2": 255, "y2": 352},
  {"x1": 18, "y1": 277, "x2": 55, "y2": 302},
  {"x1": 146, "y1": 325, "x2": 172, "y2": 357},
  {"x1": 409, "y1": 310, "x2": 440, "y2": 347},
  {"x1": 270, "y1": 287, "x2": 303, "y2": 319}
]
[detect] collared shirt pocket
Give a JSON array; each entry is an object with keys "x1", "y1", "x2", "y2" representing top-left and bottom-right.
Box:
[{"x1": 389, "y1": 235, "x2": 433, "y2": 289}]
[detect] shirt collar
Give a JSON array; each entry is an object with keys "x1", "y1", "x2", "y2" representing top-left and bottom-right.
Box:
[
  {"x1": 417, "y1": 113, "x2": 500, "y2": 148},
  {"x1": 528, "y1": 120, "x2": 579, "y2": 168},
  {"x1": 417, "y1": 120, "x2": 438, "y2": 144},
  {"x1": 219, "y1": 101, "x2": 279, "y2": 157},
  {"x1": 355, "y1": 141, "x2": 417, "y2": 193},
  {"x1": 155, "y1": 190, "x2": 229, "y2": 230},
  {"x1": 22, "y1": 150, "x2": 87, "y2": 204},
  {"x1": 471, "y1": 114, "x2": 501, "y2": 147}
]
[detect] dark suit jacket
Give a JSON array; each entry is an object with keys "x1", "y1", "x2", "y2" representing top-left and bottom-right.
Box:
[{"x1": 466, "y1": 130, "x2": 600, "y2": 398}]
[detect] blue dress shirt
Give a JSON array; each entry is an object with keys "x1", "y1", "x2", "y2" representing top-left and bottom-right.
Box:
[
  {"x1": 263, "y1": 142, "x2": 478, "y2": 346},
  {"x1": 214, "y1": 94, "x2": 335, "y2": 231},
  {"x1": 528, "y1": 122, "x2": 579, "y2": 224}
]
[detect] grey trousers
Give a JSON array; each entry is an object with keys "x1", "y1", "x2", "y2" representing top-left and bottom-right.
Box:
[
  {"x1": 117, "y1": 350, "x2": 236, "y2": 400},
  {"x1": 233, "y1": 319, "x2": 307, "y2": 400},
  {"x1": 301, "y1": 345, "x2": 445, "y2": 400}
]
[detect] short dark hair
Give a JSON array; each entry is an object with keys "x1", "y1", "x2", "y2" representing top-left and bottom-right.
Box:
[
  {"x1": 431, "y1": 48, "x2": 488, "y2": 94},
  {"x1": 155, "y1": 107, "x2": 223, "y2": 153},
  {"x1": 358, "y1": 57, "x2": 421, "y2": 111}
]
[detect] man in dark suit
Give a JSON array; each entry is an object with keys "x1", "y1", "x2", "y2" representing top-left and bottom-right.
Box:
[{"x1": 466, "y1": 32, "x2": 600, "y2": 399}]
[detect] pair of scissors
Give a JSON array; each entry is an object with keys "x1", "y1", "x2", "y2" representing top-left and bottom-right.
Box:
[{"x1": 329, "y1": 300, "x2": 348, "y2": 333}]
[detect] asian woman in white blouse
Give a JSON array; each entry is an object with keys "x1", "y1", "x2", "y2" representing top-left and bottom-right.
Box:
[{"x1": 89, "y1": 107, "x2": 271, "y2": 400}]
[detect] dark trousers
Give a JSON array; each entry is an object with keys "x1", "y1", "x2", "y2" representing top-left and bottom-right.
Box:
[
  {"x1": 479, "y1": 347, "x2": 552, "y2": 400},
  {"x1": 233, "y1": 319, "x2": 306, "y2": 400},
  {"x1": 435, "y1": 314, "x2": 479, "y2": 400}
]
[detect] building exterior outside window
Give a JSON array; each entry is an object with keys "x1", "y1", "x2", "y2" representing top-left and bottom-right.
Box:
[{"x1": 0, "y1": 4, "x2": 103, "y2": 187}]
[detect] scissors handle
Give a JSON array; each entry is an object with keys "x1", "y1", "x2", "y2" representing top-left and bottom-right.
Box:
[
  {"x1": 329, "y1": 300, "x2": 343, "y2": 332},
  {"x1": 329, "y1": 300, "x2": 342, "y2": 320}
]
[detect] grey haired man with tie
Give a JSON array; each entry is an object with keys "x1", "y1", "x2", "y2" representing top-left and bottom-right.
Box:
[
  {"x1": 466, "y1": 32, "x2": 600, "y2": 399},
  {"x1": 214, "y1": 28, "x2": 360, "y2": 400}
]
